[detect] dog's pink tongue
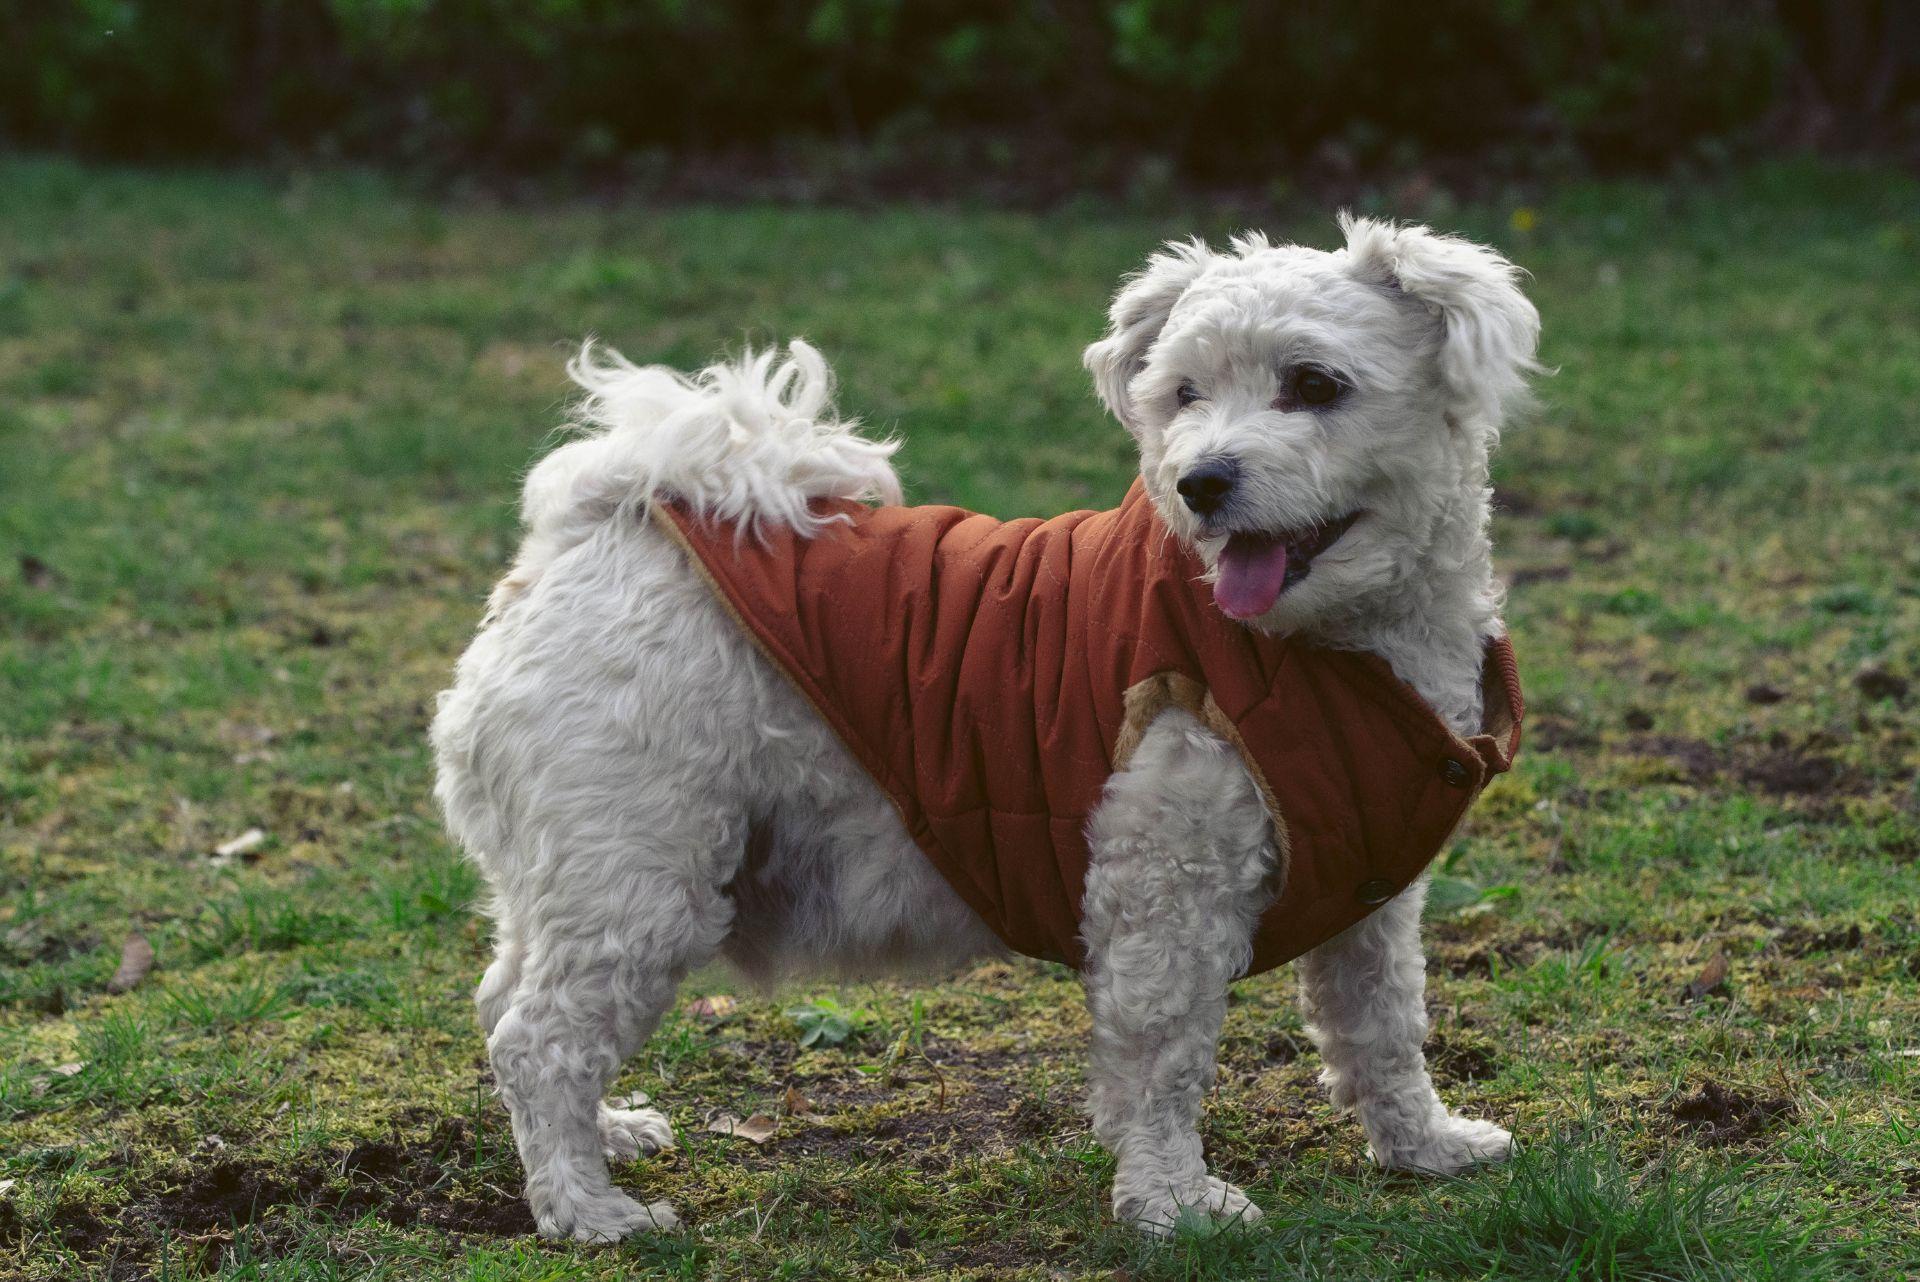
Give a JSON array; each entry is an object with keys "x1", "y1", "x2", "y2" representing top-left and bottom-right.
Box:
[{"x1": 1214, "y1": 534, "x2": 1289, "y2": 619}]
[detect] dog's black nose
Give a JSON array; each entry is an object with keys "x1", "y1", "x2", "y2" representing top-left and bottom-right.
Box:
[{"x1": 1176, "y1": 459, "x2": 1238, "y2": 516}]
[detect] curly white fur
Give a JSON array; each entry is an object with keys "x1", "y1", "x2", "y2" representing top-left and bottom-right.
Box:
[
  {"x1": 489, "y1": 340, "x2": 900, "y2": 614},
  {"x1": 432, "y1": 217, "x2": 1539, "y2": 1240}
]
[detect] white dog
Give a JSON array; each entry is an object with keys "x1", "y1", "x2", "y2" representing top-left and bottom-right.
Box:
[{"x1": 430, "y1": 215, "x2": 1540, "y2": 1241}]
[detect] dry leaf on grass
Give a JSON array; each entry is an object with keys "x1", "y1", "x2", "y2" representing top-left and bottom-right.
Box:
[
  {"x1": 19, "y1": 555, "x2": 55, "y2": 588},
  {"x1": 1685, "y1": 952, "x2": 1730, "y2": 1000},
  {"x1": 107, "y1": 932, "x2": 154, "y2": 993},
  {"x1": 706, "y1": 1112, "x2": 777, "y2": 1144},
  {"x1": 687, "y1": 994, "x2": 738, "y2": 1021},
  {"x1": 0, "y1": 1179, "x2": 17, "y2": 1196},
  {"x1": 35, "y1": 1061, "x2": 85, "y2": 1094},
  {"x1": 781, "y1": 1085, "x2": 827, "y2": 1121},
  {"x1": 210, "y1": 828, "x2": 268, "y2": 865}
]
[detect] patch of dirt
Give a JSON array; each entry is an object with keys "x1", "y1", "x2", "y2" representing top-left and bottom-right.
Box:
[
  {"x1": 1634, "y1": 735, "x2": 1726, "y2": 784},
  {"x1": 0, "y1": 923, "x2": 97, "y2": 966},
  {"x1": 1854, "y1": 664, "x2": 1909, "y2": 702},
  {"x1": 729, "y1": 1040, "x2": 1054, "y2": 1176},
  {"x1": 735, "y1": 1037, "x2": 804, "y2": 1076},
  {"x1": 1631, "y1": 736, "x2": 1856, "y2": 798},
  {"x1": 1261, "y1": 1033, "x2": 1302, "y2": 1064},
  {"x1": 0, "y1": 1198, "x2": 117, "y2": 1255},
  {"x1": 1431, "y1": 925, "x2": 1604, "y2": 978},
  {"x1": 788, "y1": 1075, "x2": 895, "y2": 1114},
  {"x1": 1740, "y1": 749, "x2": 1843, "y2": 796},
  {"x1": 1507, "y1": 563, "x2": 1571, "y2": 586},
  {"x1": 294, "y1": 619, "x2": 355, "y2": 649},
  {"x1": 1530, "y1": 717, "x2": 1598, "y2": 752},
  {"x1": 1745, "y1": 683, "x2": 1789, "y2": 705},
  {"x1": 156, "y1": 1157, "x2": 311, "y2": 1234},
  {"x1": 1004, "y1": 1089, "x2": 1075, "y2": 1138},
  {"x1": 1668, "y1": 1080, "x2": 1795, "y2": 1145},
  {"x1": 330, "y1": 1117, "x2": 534, "y2": 1236},
  {"x1": 15, "y1": 1115, "x2": 532, "y2": 1275},
  {"x1": 940, "y1": 1232, "x2": 1047, "y2": 1274},
  {"x1": 870, "y1": 1081, "x2": 1016, "y2": 1144},
  {"x1": 1771, "y1": 922, "x2": 1868, "y2": 956},
  {"x1": 18, "y1": 553, "x2": 58, "y2": 588},
  {"x1": 766, "y1": 1074, "x2": 1026, "y2": 1175},
  {"x1": 1490, "y1": 487, "x2": 1542, "y2": 516},
  {"x1": 920, "y1": 1038, "x2": 1037, "y2": 1073},
  {"x1": 1424, "y1": 1034, "x2": 1499, "y2": 1085},
  {"x1": 1207, "y1": 1091, "x2": 1328, "y2": 1182}
]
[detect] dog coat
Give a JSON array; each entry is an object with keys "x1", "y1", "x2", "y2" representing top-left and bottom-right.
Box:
[{"x1": 655, "y1": 480, "x2": 1523, "y2": 977}]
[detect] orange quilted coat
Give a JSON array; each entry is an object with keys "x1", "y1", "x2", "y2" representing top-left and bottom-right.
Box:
[{"x1": 655, "y1": 480, "x2": 1523, "y2": 976}]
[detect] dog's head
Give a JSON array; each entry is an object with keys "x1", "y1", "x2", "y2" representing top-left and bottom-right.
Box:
[{"x1": 1084, "y1": 217, "x2": 1539, "y2": 635}]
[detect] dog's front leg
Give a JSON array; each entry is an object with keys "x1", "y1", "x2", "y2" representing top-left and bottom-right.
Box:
[
  {"x1": 1081, "y1": 708, "x2": 1274, "y2": 1236},
  {"x1": 1296, "y1": 876, "x2": 1513, "y2": 1171}
]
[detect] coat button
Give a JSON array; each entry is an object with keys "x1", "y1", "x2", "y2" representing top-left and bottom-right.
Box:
[
  {"x1": 1440, "y1": 757, "x2": 1473, "y2": 788},
  {"x1": 1356, "y1": 878, "x2": 1396, "y2": 906}
]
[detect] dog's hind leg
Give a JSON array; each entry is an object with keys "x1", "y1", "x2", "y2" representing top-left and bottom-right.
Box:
[
  {"x1": 473, "y1": 897, "x2": 524, "y2": 1037},
  {"x1": 1081, "y1": 708, "x2": 1275, "y2": 1236},
  {"x1": 1296, "y1": 877, "x2": 1512, "y2": 1172},
  {"x1": 487, "y1": 815, "x2": 737, "y2": 1242},
  {"x1": 473, "y1": 901, "x2": 675, "y2": 1163}
]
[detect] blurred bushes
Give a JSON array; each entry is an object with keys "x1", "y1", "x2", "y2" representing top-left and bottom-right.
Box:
[{"x1": 1, "y1": 1, "x2": 1911, "y2": 181}]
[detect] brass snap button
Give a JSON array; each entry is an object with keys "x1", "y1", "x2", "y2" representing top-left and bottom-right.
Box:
[
  {"x1": 1440, "y1": 757, "x2": 1472, "y2": 788},
  {"x1": 1356, "y1": 878, "x2": 1396, "y2": 906}
]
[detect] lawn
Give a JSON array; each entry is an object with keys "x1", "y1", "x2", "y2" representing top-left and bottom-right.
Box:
[{"x1": 1, "y1": 157, "x2": 1916, "y2": 1280}]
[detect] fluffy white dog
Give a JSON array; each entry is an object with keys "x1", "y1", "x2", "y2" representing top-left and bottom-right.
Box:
[{"x1": 431, "y1": 215, "x2": 1541, "y2": 1241}]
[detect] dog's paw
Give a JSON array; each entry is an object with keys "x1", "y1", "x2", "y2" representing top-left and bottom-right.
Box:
[
  {"x1": 1375, "y1": 1114, "x2": 1513, "y2": 1174},
  {"x1": 599, "y1": 1102, "x2": 675, "y2": 1161},
  {"x1": 1118, "y1": 1174, "x2": 1264, "y2": 1238},
  {"x1": 538, "y1": 1189, "x2": 680, "y2": 1242}
]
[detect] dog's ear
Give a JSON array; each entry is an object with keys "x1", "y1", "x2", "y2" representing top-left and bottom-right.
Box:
[
  {"x1": 1083, "y1": 239, "x2": 1213, "y2": 435},
  {"x1": 1339, "y1": 214, "x2": 1541, "y2": 428}
]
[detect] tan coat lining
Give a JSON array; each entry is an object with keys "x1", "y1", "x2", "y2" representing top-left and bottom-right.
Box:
[{"x1": 1113, "y1": 671, "x2": 1294, "y2": 894}]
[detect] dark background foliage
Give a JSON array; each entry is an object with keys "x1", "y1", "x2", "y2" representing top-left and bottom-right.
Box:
[{"x1": 2, "y1": 1, "x2": 1915, "y2": 195}]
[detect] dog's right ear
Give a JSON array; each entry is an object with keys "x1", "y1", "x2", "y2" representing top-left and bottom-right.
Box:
[{"x1": 1083, "y1": 239, "x2": 1212, "y2": 435}]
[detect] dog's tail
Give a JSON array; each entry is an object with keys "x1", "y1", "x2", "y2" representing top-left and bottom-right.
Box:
[{"x1": 495, "y1": 340, "x2": 901, "y2": 607}]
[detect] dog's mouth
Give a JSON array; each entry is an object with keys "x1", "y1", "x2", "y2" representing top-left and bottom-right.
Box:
[{"x1": 1213, "y1": 511, "x2": 1362, "y2": 620}]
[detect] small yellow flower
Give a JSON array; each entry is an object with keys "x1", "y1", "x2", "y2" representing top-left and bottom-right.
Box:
[{"x1": 1509, "y1": 207, "x2": 1538, "y2": 233}]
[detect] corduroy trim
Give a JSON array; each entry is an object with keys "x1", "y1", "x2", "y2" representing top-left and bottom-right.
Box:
[{"x1": 1113, "y1": 671, "x2": 1295, "y2": 898}]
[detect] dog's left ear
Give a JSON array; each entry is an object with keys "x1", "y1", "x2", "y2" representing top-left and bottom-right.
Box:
[
  {"x1": 1340, "y1": 214, "x2": 1541, "y2": 428},
  {"x1": 1083, "y1": 238, "x2": 1213, "y2": 436}
]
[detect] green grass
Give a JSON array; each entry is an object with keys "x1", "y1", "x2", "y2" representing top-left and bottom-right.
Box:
[{"x1": 1, "y1": 156, "x2": 1917, "y2": 1280}]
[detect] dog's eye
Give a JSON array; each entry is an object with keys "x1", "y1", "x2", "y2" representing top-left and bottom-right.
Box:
[
  {"x1": 1175, "y1": 381, "x2": 1203, "y2": 408},
  {"x1": 1282, "y1": 367, "x2": 1344, "y2": 409}
]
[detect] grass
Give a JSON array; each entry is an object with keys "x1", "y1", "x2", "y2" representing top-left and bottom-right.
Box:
[{"x1": 0, "y1": 155, "x2": 1916, "y2": 1280}]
